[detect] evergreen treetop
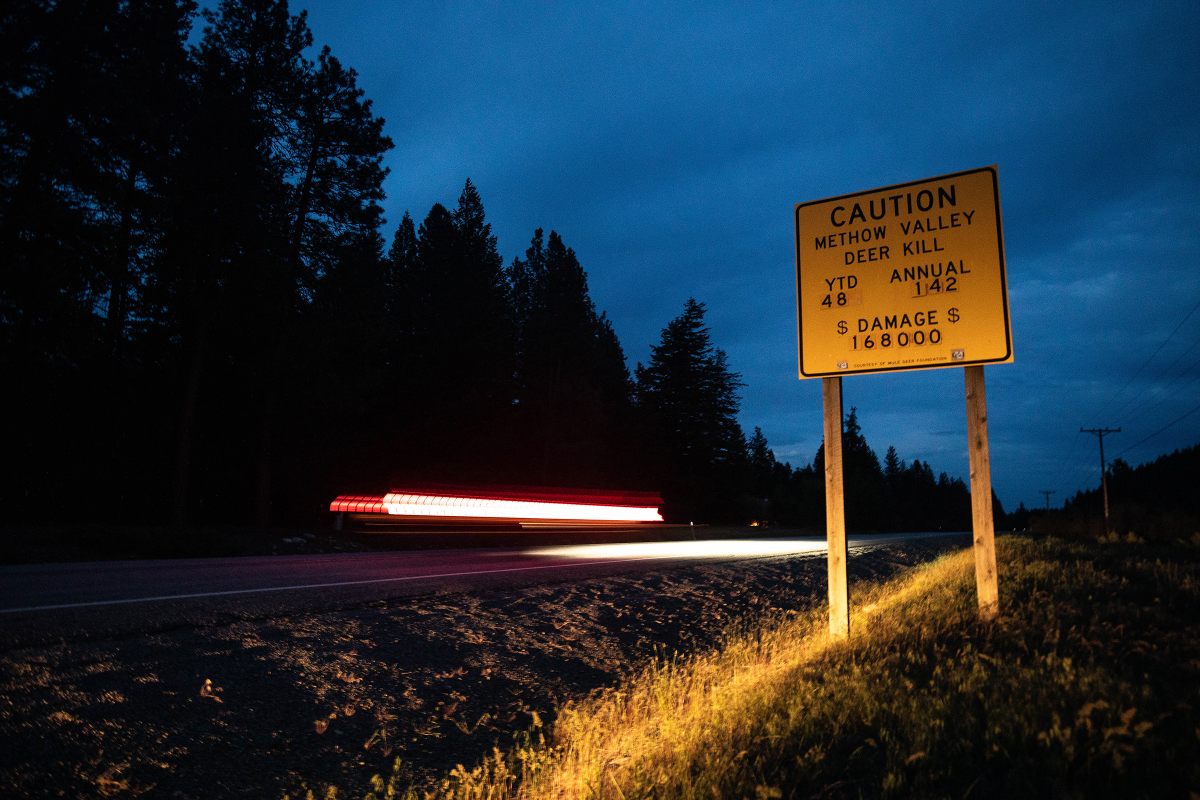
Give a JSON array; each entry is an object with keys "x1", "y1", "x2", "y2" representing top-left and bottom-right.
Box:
[{"x1": 636, "y1": 298, "x2": 747, "y2": 519}]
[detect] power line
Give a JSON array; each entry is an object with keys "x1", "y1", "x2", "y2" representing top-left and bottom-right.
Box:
[
  {"x1": 1115, "y1": 367, "x2": 1200, "y2": 431},
  {"x1": 1058, "y1": 407, "x2": 1093, "y2": 491},
  {"x1": 1039, "y1": 489, "x2": 1055, "y2": 510},
  {"x1": 1098, "y1": 296, "x2": 1200, "y2": 420},
  {"x1": 1061, "y1": 425, "x2": 1099, "y2": 495},
  {"x1": 1072, "y1": 298, "x2": 1200, "y2": 502},
  {"x1": 1114, "y1": 399, "x2": 1200, "y2": 461},
  {"x1": 1050, "y1": 296, "x2": 1199, "y2": 503},
  {"x1": 1111, "y1": 337, "x2": 1200, "y2": 425}
]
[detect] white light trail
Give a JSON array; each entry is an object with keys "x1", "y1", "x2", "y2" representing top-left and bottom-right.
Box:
[
  {"x1": 380, "y1": 492, "x2": 663, "y2": 522},
  {"x1": 525, "y1": 538, "x2": 829, "y2": 560}
]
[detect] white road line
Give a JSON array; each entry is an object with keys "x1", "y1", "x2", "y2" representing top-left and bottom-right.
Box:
[
  {"x1": 0, "y1": 551, "x2": 802, "y2": 614},
  {"x1": 0, "y1": 533, "x2": 960, "y2": 615}
]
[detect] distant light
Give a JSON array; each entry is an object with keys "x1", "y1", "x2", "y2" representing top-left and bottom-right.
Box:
[
  {"x1": 526, "y1": 539, "x2": 828, "y2": 559},
  {"x1": 330, "y1": 491, "x2": 663, "y2": 523}
]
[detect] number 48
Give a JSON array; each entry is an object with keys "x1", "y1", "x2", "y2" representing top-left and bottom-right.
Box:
[{"x1": 821, "y1": 292, "x2": 847, "y2": 309}]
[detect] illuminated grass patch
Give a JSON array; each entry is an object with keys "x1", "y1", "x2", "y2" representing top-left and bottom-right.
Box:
[{"x1": 355, "y1": 536, "x2": 1200, "y2": 799}]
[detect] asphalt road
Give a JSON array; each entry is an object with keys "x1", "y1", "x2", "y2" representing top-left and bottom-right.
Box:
[
  {"x1": 0, "y1": 531, "x2": 972, "y2": 798},
  {"x1": 0, "y1": 531, "x2": 961, "y2": 616},
  {"x1": 0, "y1": 531, "x2": 967, "y2": 652}
]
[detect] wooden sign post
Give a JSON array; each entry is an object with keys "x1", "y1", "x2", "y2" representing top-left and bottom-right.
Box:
[
  {"x1": 964, "y1": 365, "x2": 999, "y2": 619},
  {"x1": 822, "y1": 376, "x2": 849, "y2": 638},
  {"x1": 795, "y1": 167, "x2": 1014, "y2": 633}
]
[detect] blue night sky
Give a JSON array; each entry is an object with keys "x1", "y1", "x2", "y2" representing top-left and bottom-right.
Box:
[{"x1": 293, "y1": 1, "x2": 1199, "y2": 512}]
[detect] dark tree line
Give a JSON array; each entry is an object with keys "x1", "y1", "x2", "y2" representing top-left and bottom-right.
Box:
[
  {"x1": 2, "y1": 0, "x2": 989, "y2": 531},
  {"x1": 3, "y1": 0, "x2": 392, "y2": 526},
  {"x1": 1028, "y1": 444, "x2": 1200, "y2": 542},
  {"x1": 745, "y1": 409, "x2": 988, "y2": 532}
]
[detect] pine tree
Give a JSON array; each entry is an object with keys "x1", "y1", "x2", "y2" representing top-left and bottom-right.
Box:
[
  {"x1": 811, "y1": 408, "x2": 885, "y2": 531},
  {"x1": 509, "y1": 229, "x2": 635, "y2": 485},
  {"x1": 882, "y1": 445, "x2": 904, "y2": 529},
  {"x1": 901, "y1": 459, "x2": 938, "y2": 530},
  {"x1": 744, "y1": 426, "x2": 781, "y2": 523},
  {"x1": 451, "y1": 179, "x2": 516, "y2": 444},
  {"x1": 154, "y1": 0, "x2": 389, "y2": 523},
  {"x1": 392, "y1": 183, "x2": 516, "y2": 480},
  {"x1": 254, "y1": 42, "x2": 392, "y2": 523},
  {"x1": 0, "y1": 0, "x2": 197, "y2": 520},
  {"x1": 286, "y1": 46, "x2": 391, "y2": 296},
  {"x1": 402, "y1": 201, "x2": 461, "y2": 466},
  {"x1": 883, "y1": 445, "x2": 903, "y2": 480},
  {"x1": 386, "y1": 211, "x2": 417, "y2": 316},
  {"x1": 508, "y1": 228, "x2": 546, "y2": 346},
  {"x1": 747, "y1": 427, "x2": 776, "y2": 496},
  {"x1": 636, "y1": 298, "x2": 746, "y2": 520},
  {"x1": 842, "y1": 409, "x2": 885, "y2": 529},
  {"x1": 281, "y1": 232, "x2": 393, "y2": 512}
]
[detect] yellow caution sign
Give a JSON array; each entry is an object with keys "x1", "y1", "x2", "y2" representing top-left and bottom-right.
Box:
[{"x1": 795, "y1": 166, "x2": 1013, "y2": 378}]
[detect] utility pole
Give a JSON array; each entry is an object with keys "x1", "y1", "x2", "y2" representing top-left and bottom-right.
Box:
[
  {"x1": 1039, "y1": 490, "x2": 1055, "y2": 510},
  {"x1": 1080, "y1": 427, "x2": 1120, "y2": 533}
]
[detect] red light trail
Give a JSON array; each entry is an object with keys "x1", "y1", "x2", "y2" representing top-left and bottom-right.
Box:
[{"x1": 330, "y1": 489, "x2": 663, "y2": 524}]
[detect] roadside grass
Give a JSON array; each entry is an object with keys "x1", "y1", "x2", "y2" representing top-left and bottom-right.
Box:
[{"x1": 345, "y1": 535, "x2": 1199, "y2": 799}]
